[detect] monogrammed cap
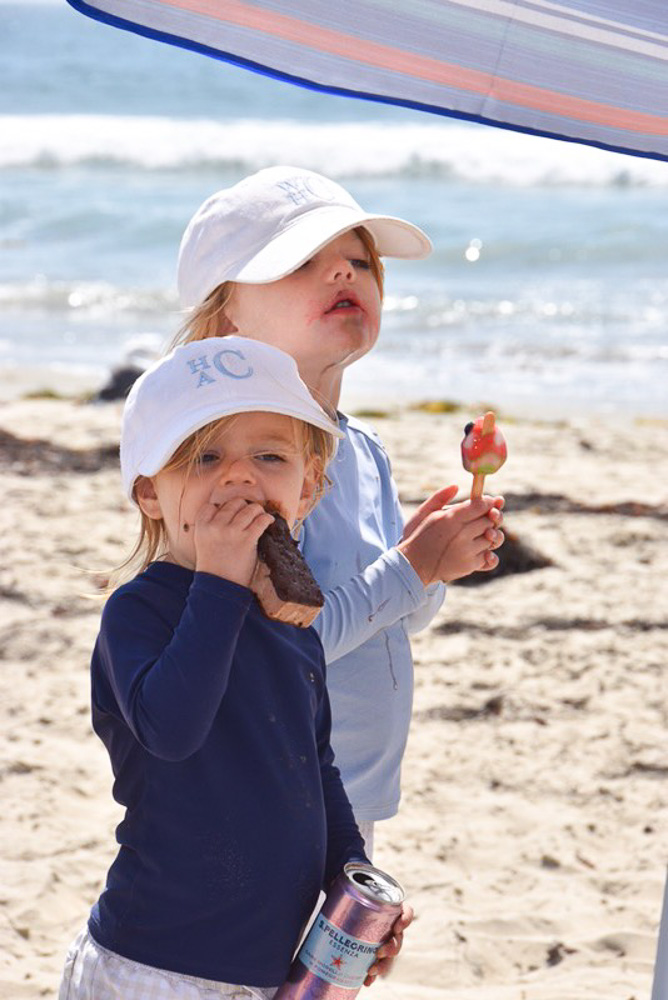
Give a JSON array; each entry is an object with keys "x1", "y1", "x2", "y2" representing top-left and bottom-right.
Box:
[
  {"x1": 177, "y1": 165, "x2": 432, "y2": 308},
  {"x1": 120, "y1": 336, "x2": 343, "y2": 500}
]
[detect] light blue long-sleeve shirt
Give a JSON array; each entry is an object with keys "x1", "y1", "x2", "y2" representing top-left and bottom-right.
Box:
[{"x1": 301, "y1": 413, "x2": 445, "y2": 821}]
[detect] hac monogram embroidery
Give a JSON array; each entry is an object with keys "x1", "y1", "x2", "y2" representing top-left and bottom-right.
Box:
[
  {"x1": 276, "y1": 175, "x2": 338, "y2": 206},
  {"x1": 186, "y1": 349, "x2": 254, "y2": 387}
]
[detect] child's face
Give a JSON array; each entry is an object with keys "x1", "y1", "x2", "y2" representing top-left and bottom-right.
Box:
[
  {"x1": 139, "y1": 413, "x2": 318, "y2": 570},
  {"x1": 224, "y1": 231, "x2": 382, "y2": 374}
]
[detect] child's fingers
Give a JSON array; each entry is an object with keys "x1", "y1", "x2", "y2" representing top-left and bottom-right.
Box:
[
  {"x1": 429, "y1": 497, "x2": 497, "y2": 530},
  {"x1": 473, "y1": 528, "x2": 504, "y2": 561},
  {"x1": 428, "y1": 485, "x2": 460, "y2": 509},
  {"x1": 481, "y1": 493, "x2": 505, "y2": 510},
  {"x1": 394, "y1": 904, "x2": 414, "y2": 931},
  {"x1": 480, "y1": 549, "x2": 500, "y2": 571},
  {"x1": 195, "y1": 500, "x2": 225, "y2": 526},
  {"x1": 364, "y1": 904, "x2": 412, "y2": 979},
  {"x1": 450, "y1": 527, "x2": 502, "y2": 576},
  {"x1": 463, "y1": 497, "x2": 503, "y2": 521},
  {"x1": 484, "y1": 527, "x2": 505, "y2": 549},
  {"x1": 246, "y1": 510, "x2": 276, "y2": 540},
  {"x1": 459, "y1": 515, "x2": 503, "y2": 548},
  {"x1": 486, "y1": 505, "x2": 504, "y2": 528},
  {"x1": 199, "y1": 496, "x2": 249, "y2": 524},
  {"x1": 363, "y1": 955, "x2": 390, "y2": 984},
  {"x1": 197, "y1": 499, "x2": 273, "y2": 539},
  {"x1": 376, "y1": 933, "x2": 402, "y2": 960},
  {"x1": 227, "y1": 502, "x2": 272, "y2": 532},
  {"x1": 403, "y1": 485, "x2": 458, "y2": 536},
  {"x1": 221, "y1": 507, "x2": 275, "y2": 547},
  {"x1": 364, "y1": 939, "x2": 399, "y2": 984}
]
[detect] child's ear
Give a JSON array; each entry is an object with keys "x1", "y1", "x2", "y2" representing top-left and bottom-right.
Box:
[
  {"x1": 297, "y1": 459, "x2": 321, "y2": 520},
  {"x1": 218, "y1": 313, "x2": 239, "y2": 335},
  {"x1": 134, "y1": 477, "x2": 163, "y2": 521}
]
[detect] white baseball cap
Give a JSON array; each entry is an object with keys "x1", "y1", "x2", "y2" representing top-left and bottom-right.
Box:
[
  {"x1": 177, "y1": 165, "x2": 432, "y2": 308},
  {"x1": 120, "y1": 336, "x2": 343, "y2": 500}
]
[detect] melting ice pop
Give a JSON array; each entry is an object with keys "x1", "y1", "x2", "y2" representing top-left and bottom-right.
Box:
[{"x1": 461, "y1": 411, "x2": 507, "y2": 499}]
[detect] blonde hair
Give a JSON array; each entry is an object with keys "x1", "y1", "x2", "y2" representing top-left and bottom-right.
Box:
[
  {"x1": 172, "y1": 226, "x2": 385, "y2": 349},
  {"x1": 113, "y1": 413, "x2": 335, "y2": 586}
]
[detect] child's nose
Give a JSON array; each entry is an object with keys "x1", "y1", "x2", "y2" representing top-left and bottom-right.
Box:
[
  {"x1": 219, "y1": 457, "x2": 255, "y2": 483},
  {"x1": 326, "y1": 255, "x2": 355, "y2": 282}
]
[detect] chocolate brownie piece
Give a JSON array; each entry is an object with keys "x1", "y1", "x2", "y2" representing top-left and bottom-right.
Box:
[{"x1": 251, "y1": 505, "x2": 324, "y2": 628}]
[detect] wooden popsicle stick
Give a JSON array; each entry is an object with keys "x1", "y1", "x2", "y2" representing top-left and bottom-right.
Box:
[
  {"x1": 470, "y1": 411, "x2": 496, "y2": 499},
  {"x1": 481, "y1": 411, "x2": 496, "y2": 435},
  {"x1": 470, "y1": 472, "x2": 486, "y2": 499}
]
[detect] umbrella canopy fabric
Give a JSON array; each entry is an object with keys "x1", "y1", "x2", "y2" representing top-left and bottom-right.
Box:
[{"x1": 65, "y1": 0, "x2": 668, "y2": 161}]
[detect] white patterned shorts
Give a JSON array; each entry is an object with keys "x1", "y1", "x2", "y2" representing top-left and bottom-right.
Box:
[
  {"x1": 58, "y1": 927, "x2": 278, "y2": 1000},
  {"x1": 356, "y1": 820, "x2": 375, "y2": 861}
]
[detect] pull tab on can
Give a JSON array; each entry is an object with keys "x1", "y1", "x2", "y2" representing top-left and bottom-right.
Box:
[{"x1": 274, "y1": 863, "x2": 405, "y2": 1000}]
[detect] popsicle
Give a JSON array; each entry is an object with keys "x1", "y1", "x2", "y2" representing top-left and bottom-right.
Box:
[{"x1": 461, "y1": 411, "x2": 507, "y2": 499}]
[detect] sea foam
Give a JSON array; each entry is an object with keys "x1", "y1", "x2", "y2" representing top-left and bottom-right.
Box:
[{"x1": 2, "y1": 114, "x2": 667, "y2": 187}]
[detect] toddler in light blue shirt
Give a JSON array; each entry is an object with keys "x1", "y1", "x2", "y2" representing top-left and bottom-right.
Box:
[{"x1": 174, "y1": 165, "x2": 505, "y2": 852}]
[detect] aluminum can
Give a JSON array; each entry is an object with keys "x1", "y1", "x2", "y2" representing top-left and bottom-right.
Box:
[{"x1": 274, "y1": 862, "x2": 405, "y2": 1000}]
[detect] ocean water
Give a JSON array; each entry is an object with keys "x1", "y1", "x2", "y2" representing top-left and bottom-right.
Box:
[{"x1": 2, "y1": 0, "x2": 668, "y2": 416}]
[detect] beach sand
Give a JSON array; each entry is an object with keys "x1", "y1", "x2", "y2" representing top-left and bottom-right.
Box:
[{"x1": 1, "y1": 389, "x2": 667, "y2": 999}]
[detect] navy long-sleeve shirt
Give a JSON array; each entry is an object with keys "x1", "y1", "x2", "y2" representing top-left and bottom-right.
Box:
[{"x1": 87, "y1": 562, "x2": 366, "y2": 986}]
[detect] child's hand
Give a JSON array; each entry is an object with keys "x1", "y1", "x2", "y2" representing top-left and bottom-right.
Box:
[
  {"x1": 363, "y1": 904, "x2": 414, "y2": 986},
  {"x1": 192, "y1": 497, "x2": 274, "y2": 587},
  {"x1": 399, "y1": 493, "x2": 505, "y2": 586},
  {"x1": 401, "y1": 485, "x2": 459, "y2": 540}
]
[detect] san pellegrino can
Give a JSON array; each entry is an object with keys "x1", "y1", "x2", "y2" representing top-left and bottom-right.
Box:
[{"x1": 274, "y1": 863, "x2": 405, "y2": 1000}]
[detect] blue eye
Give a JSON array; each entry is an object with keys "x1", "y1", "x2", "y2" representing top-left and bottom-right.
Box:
[
  {"x1": 257, "y1": 452, "x2": 285, "y2": 464},
  {"x1": 198, "y1": 452, "x2": 219, "y2": 465},
  {"x1": 352, "y1": 258, "x2": 371, "y2": 270}
]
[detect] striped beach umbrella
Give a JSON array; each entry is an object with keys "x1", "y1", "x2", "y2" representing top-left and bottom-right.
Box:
[{"x1": 65, "y1": 0, "x2": 668, "y2": 161}]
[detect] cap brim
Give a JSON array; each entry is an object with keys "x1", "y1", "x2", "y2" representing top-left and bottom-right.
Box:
[
  {"x1": 229, "y1": 205, "x2": 432, "y2": 285},
  {"x1": 130, "y1": 400, "x2": 343, "y2": 492}
]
